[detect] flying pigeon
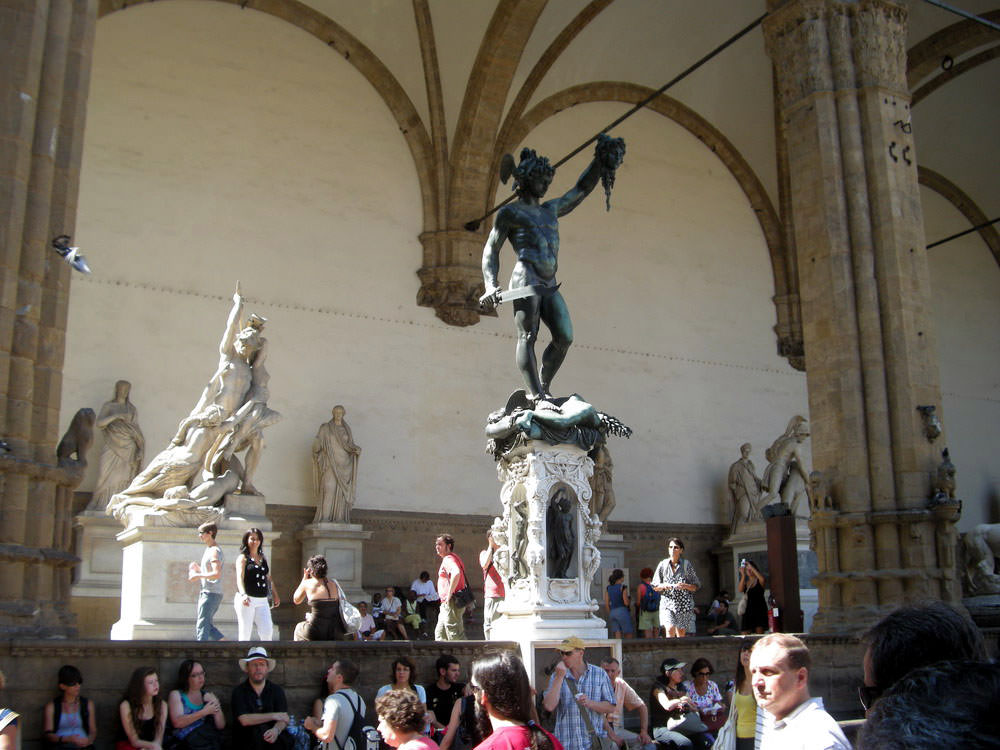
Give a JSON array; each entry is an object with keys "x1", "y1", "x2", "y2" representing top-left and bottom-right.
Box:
[{"x1": 52, "y1": 235, "x2": 92, "y2": 274}]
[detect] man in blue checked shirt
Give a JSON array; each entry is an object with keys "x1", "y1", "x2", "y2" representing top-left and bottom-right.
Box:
[{"x1": 543, "y1": 636, "x2": 617, "y2": 750}]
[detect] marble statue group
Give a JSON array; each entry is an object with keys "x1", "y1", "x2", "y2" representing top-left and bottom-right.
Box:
[{"x1": 107, "y1": 285, "x2": 282, "y2": 525}]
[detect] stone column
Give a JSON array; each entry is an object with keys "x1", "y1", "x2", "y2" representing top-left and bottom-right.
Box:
[
  {"x1": 416, "y1": 229, "x2": 489, "y2": 326},
  {"x1": 0, "y1": 0, "x2": 97, "y2": 638},
  {"x1": 764, "y1": 0, "x2": 960, "y2": 632}
]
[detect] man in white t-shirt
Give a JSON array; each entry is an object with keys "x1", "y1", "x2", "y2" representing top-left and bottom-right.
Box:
[
  {"x1": 750, "y1": 633, "x2": 850, "y2": 750},
  {"x1": 305, "y1": 660, "x2": 365, "y2": 750}
]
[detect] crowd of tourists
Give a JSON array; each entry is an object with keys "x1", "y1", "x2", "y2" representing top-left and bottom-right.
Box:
[{"x1": 6, "y1": 602, "x2": 995, "y2": 750}]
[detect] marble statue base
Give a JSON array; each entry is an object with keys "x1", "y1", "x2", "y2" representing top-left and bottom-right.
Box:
[
  {"x1": 487, "y1": 440, "x2": 608, "y2": 658},
  {"x1": 297, "y1": 522, "x2": 372, "y2": 602},
  {"x1": 723, "y1": 518, "x2": 818, "y2": 631},
  {"x1": 109, "y1": 494, "x2": 279, "y2": 640},
  {"x1": 73, "y1": 511, "x2": 126, "y2": 599}
]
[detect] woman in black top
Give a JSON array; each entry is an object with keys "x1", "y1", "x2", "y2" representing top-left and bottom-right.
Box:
[
  {"x1": 235, "y1": 527, "x2": 279, "y2": 640},
  {"x1": 738, "y1": 558, "x2": 767, "y2": 634},
  {"x1": 117, "y1": 667, "x2": 167, "y2": 750}
]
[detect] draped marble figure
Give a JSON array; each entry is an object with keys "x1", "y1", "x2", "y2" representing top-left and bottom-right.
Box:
[
  {"x1": 88, "y1": 379, "x2": 144, "y2": 511},
  {"x1": 312, "y1": 405, "x2": 361, "y2": 523}
]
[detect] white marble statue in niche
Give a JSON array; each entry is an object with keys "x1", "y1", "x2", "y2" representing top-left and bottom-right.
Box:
[
  {"x1": 312, "y1": 405, "x2": 361, "y2": 523},
  {"x1": 88, "y1": 379, "x2": 144, "y2": 511}
]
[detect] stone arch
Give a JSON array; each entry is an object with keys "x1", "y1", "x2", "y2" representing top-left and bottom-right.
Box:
[
  {"x1": 919, "y1": 166, "x2": 1000, "y2": 268},
  {"x1": 97, "y1": 0, "x2": 437, "y2": 230},
  {"x1": 502, "y1": 82, "x2": 796, "y2": 364},
  {"x1": 907, "y1": 9, "x2": 1000, "y2": 106}
]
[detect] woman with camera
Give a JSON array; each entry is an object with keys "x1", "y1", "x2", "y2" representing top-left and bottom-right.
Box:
[{"x1": 737, "y1": 558, "x2": 767, "y2": 634}]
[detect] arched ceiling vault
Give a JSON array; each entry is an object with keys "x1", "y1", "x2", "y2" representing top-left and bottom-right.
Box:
[
  {"x1": 98, "y1": 0, "x2": 437, "y2": 231},
  {"x1": 907, "y1": 9, "x2": 1000, "y2": 269}
]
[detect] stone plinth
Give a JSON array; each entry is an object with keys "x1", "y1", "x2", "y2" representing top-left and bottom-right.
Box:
[
  {"x1": 488, "y1": 441, "x2": 608, "y2": 652},
  {"x1": 110, "y1": 495, "x2": 279, "y2": 640},
  {"x1": 297, "y1": 522, "x2": 373, "y2": 601},
  {"x1": 72, "y1": 511, "x2": 124, "y2": 598},
  {"x1": 723, "y1": 516, "x2": 818, "y2": 631}
]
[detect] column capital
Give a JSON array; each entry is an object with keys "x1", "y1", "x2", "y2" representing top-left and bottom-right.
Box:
[{"x1": 764, "y1": 0, "x2": 909, "y2": 111}]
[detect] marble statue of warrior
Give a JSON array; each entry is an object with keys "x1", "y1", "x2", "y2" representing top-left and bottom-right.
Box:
[
  {"x1": 479, "y1": 134, "x2": 625, "y2": 401},
  {"x1": 88, "y1": 379, "x2": 145, "y2": 511},
  {"x1": 759, "y1": 416, "x2": 813, "y2": 516},
  {"x1": 727, "y1": 442, "x2": 762, "y2": 532},
  {"x1": 312, "y1": 405, "x2": 361, "y2": 523}
]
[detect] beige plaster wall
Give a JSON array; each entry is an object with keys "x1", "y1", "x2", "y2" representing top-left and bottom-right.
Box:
[
  {"x1": 923, "y1": 189, "x2": 1000, "y2": 530},
  {"x1": 62, "y1": 3, "x2": 808, "y2": 528}
]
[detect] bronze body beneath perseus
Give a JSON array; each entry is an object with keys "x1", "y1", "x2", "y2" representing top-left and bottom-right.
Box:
[{"x1": 480, "y1": 134, "x2": 625, "y2": 401}]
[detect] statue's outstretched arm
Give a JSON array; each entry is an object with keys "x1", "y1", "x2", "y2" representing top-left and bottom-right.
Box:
[
  {"x1": 219, "y1": 286, "x2": 244, "y2": 356},
  {"x1": 551, "y1": 134, "x2": 625, "y2": 217}
]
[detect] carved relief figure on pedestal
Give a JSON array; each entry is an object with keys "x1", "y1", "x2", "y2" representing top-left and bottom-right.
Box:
[
  {"x1": 547, "y1": 487, "x2": 576, "y2": 579},
  {"x1": 758, "y1": 416, "x2": 814, "y2": 517},
  {"x1": 727, "y1": 442, "x2": 762, "y2": 533},
  {"x1": 587, "y1": 443, "x2": 615, "y2": 523},
  {"x1": 88, "y1": 380, "x2": 144, "y2": 511},
  {"x1": 312, "y1": 405, "x2": 361, "y2": 523},
  {"x1": 107, "y1": 285, "x2": 280, "y2": 525}
]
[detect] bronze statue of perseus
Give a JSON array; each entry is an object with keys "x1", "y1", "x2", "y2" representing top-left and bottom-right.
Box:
[{"x1": 479, "y1": 134, "x2": 625, "y2": 402}]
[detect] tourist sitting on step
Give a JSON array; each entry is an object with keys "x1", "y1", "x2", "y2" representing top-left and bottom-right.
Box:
[
  {"x1": 117, "y1": 667, "x2": 168, "y2": 750},
  {"x1": 355, "y1": 601, "x2": 385, "y2": 641},
  {"x1": 42, "y1": 665, "x2": 97, "y2": 750},
  {"x1": 167, "y1": 660, "x2": 224, "y2": 750},
  {"x1": 381, "y1": 586, "x2": 408, "y2": 640}
]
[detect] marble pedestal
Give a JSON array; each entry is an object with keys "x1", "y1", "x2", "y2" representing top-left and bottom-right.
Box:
[
  {"x1": 73, "y1": 511, "x2": 125, "y2": 599},
  {"x1": 723, "y1": 517, "x2": 818, "y2": 631},
  {"x1": 110, "y1": 494, "x2": 279, "y2": 640},
  {"x1": 297, "y1": 522, "x2": 372, "y2": 602},
  {"x1": 488, "y1": 442, "x2": 609, "y2": 655}
]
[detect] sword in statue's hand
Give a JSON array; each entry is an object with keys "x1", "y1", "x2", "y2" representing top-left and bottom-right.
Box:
[{"x1": 479, "y1": 285, "x2": 537, "y2": 312}]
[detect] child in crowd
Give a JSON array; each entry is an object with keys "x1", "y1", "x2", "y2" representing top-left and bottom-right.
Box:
[{"x1": 375, "y1": 689, "x2": 438, "y2": 750}]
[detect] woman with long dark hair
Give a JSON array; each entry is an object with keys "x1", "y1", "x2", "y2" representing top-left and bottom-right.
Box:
[
  {"x1": 470, "y1": 650, "x2": 560, "y2": 750},
  {"x1": 234, "y1": 527, "x2": 278, "y2": 640},
  {"x1": 116, "y1": 667, "x2": 167, "y2": 750},
  {"x1": 167, "y1": 661, "x2": 224, "y2": 750}
]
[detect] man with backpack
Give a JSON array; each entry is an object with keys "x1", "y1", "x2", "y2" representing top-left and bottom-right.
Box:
[
  {"x1": 305, "y1": 660, "x2": 366, "y2": 750},
  {"x1": 636, "y1": 568, "x2": 662, "y2": 638}
]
